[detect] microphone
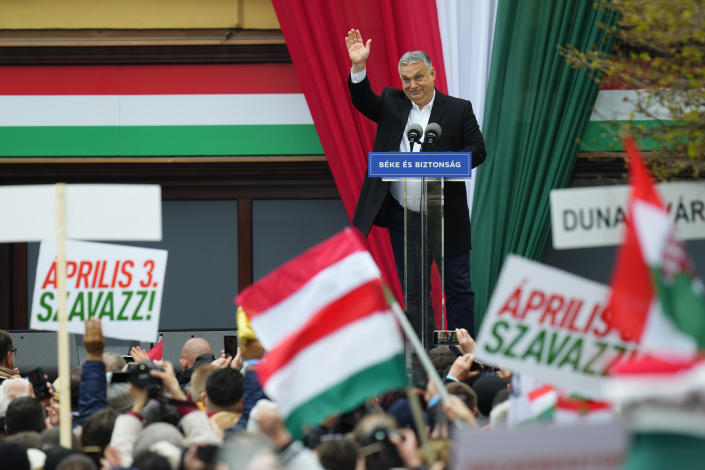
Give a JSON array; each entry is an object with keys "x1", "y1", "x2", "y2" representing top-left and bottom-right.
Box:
[
  {"x1": 406, "y1": 123, "x2": 423, "y2": 152},
  {"x1": 422, "y1": 123, "x2": 442, "y2": 150}
]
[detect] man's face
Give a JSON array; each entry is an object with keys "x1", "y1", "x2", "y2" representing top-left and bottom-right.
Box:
[{"x1": 399, "y1": 61, "x2": 436, "y2": 108}]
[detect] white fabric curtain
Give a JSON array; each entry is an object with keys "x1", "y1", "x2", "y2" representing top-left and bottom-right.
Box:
[{"x1": 435, "y1": 0, "x2": 497, "y2": 217}]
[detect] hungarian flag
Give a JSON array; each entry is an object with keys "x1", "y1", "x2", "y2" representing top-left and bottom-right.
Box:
[
  {"x1": 554, "y1": 395, "x2": 613, "y2": 425},
  {"x1": 607, "y1": 137, "x2": 705, "y2": 355},
  {"x1": 235, "y1": 228, "x2": 406, "y2": 435},
  {"x1": 507, "y1": 378, "x2": 612, "y2": 426}
]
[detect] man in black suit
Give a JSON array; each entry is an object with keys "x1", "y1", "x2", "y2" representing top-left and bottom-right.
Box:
[{"x1": 345, "y1": 29, "x2": 486, "y2": 341}]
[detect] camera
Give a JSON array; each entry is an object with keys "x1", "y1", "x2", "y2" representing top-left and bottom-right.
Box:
[
  {"x1": 111, "y1": 361, "x2": 163, "y2": 389},
  {"x1": 128, "y1": 361, "x2": 163, "y2": 388},
  {"x1": 358, "y1": 424, "x2": 404, "y2": 470}
]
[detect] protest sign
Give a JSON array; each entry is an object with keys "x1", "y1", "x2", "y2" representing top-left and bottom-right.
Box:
[
  {"x1": 474, "y1": 255, "x2": 638, "y2": 399},
  {"x1": 550, "y1": 182, "x2": 705, "y2": 249},
  {"x1": 454, "y1": 423, "x2": 627, "y2": 470},
  {"x1": 0, "y1": 184, "x2": 162, "y2": 242},
  {"x1": 30, "y1": 239, "x2": 167, "y2": 343}
]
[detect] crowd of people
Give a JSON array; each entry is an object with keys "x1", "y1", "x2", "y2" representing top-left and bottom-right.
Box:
[{"x1": 0, "y1": 314, "x2": 513, "y2": 470}]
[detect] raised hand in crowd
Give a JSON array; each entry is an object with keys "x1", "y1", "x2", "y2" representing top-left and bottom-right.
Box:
[
  {"x1": 448, "y1": 353, "x2": 478, "y2": 383},
  {"x1": 389, "y1": 427, "x2": 423, "y2": 470},
  {"x1": 84, "y1": 317, "x2": 106, "y2": 362},
  {"x1": 127, "y1": 382, "x2": 149, "y2": 415},
  {"x1": 345, "y1": 29, "x2": 371, "y2": 73},
  {"x1": 211, "y1": 346, "x2": 243, "y2": 370},
  {"x1": 455, "y1": 328, "x2": 476, "y2": 355},
  {"x1": 231, "y1": 346, "x2": 242, "y2": 370},
  {"x1": 45, "y1": 399, "x2": 60, "y2": 427},
  {"x1": 182, "y1": 442, "x2": 212, "y2": 470},
  {"x1": 100, "y1": 445, "x2": 122, "y2": 470},
  {"x1": 129, "y1": 345, "x2": 150, "y2": 363},
  {"x1": 78, "y1": 318, "x2": 109, "y2": 425},
  {"x1": 442, "y1": 394, "x2": 476, "y2": 427},
  {"x1": 150, "y1": 360, "x2": 186, "y2": 400}
]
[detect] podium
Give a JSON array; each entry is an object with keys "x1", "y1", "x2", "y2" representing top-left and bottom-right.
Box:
[{"x1": 369, "y1": 151, "x2": 472, "y2": 350}]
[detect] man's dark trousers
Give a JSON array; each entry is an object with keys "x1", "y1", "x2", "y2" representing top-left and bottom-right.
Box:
[{"x1": 387, "y1": 197, "x2": 475, "y2": 344}]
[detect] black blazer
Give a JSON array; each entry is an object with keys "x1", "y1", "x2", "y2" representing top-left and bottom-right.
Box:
[{"x1": 348, "y1": 75, "x2": 486, "y2": 252}]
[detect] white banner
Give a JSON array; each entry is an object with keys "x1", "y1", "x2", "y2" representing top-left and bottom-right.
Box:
[
  {"x1": 550, "y1": 182, "x2": 705, "y2": 249},
  {"x1": 474, "y1": 255, "x2": 638, "y2": 399},
  {"x1": 0, "y1": 184, "x2": 162, "y2": 243},
  {"x1": 30, "y1": 240, "x2": 167, "y2": 343}
]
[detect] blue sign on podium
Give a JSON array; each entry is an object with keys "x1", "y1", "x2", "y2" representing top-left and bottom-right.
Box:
[{"x1": 368, "y1": 152, "x2": 471, "y2": 178}]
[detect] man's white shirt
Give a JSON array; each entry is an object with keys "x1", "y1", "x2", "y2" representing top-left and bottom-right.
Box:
[{"x1": 351, "y1": 68, "x2": 435, "y2": 212}]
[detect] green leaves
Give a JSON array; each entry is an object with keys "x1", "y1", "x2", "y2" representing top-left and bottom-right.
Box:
[{"x1": 561, "y1": 0, "x2": 705, "y2": 179}]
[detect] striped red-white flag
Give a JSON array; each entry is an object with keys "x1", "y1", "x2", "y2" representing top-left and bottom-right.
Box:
[
  {"x1": 607, "y1": 137, "x2": 705, "y2": 355},
  {"x1": 235, "y1": 228, "x2": 406, "y2": 435}
]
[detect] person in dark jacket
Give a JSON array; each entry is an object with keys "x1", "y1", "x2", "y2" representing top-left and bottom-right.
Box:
[{"x1": 345, "y1": 29, "x2": 486, "y2": 341}]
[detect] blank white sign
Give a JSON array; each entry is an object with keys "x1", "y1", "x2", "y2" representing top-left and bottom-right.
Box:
[{"x1": 0, "y1": 184, "x2": 162, "y2": 242}]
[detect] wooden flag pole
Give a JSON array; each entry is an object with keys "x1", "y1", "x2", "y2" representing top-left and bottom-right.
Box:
[{"x1": 55, "y1": 183, "x2": 72, "y2": 448}]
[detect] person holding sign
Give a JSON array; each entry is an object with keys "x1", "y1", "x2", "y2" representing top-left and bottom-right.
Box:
[{"x1": 345, "y1": 29, "x2": 487, "y2": 339}]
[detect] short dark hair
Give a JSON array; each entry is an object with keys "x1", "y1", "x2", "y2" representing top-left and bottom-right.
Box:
[
  {"x1": 56, "y1": 453, "x2": 98, "y2": 470},
  {"x1": 446, "y1": 382, "x2": 478, "y2": 413},
  {"x1": 428, "y1": 347, "x2": 456, "y2": 378},
  {"x1": 4, "y1": 430, "x2": 41, "y2": 450},
  {"x1": 492, "y1": 388, "x2": 511, "y2": 410},
  {"x1": 6, "y1": 396, "x2": 45, "y2": 435},
  {"x1": 0, "y1": 330, "x2": 14, "y2": 362},
  {"x1": 315, "y1": 438, "x2": 359, "y2": 470},
  {"x1": 206, "y1": 368, "x2": 244, "y2": 409},
  {"x1": 81, "y1": 408, "x2": 117, "y2": 466},
  {"x1": 132, "y1": 451, "x2": 171, "y2": 470},
  {"x1": 472, "y1": 375, "x2": 510, "y2": 417}
]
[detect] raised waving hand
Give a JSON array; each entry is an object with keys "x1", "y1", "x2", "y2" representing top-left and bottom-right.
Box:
[{"x1": 345, "y1": 29, "x2": 371, "y2": 73}]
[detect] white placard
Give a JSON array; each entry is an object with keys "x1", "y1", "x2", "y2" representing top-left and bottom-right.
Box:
[
  {"x1": 474, "y1": 255, "x2": 638, "y2": 399},
  {"x1": 0, "y1": 184, "x2": 162, "y2": 242},
  {"x1": 30, "y1": 240, "x2": 167, "y2": 342},
  {"x1": 550, "y1": 182, "x2": 705, "y2": 249},
  {"x1": 454, "y1": 423, "x2": 627, "y2": 470}
]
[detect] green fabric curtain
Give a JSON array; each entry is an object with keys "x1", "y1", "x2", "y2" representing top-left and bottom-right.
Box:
[{"x1": 471, "y1": 1, "x2": 618, "y2": 330}]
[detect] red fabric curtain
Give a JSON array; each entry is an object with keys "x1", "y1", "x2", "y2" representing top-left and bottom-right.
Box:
[{"x1": 272, "y1": 0, "x2": 447, "y2": 310}]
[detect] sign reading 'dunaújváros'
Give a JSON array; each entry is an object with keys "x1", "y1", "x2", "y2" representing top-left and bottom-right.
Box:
[
  {"x1": 474, "y1": 255, "x2": 639, "y2": 399},
  {"x1": 550, "y1": 182, "x2": 705, "y2": 249},
  {"x1": 368, "y1": 152, "x2": 471, "y2": 178},
  {"x1": 31, "y1": 240, "x2": 167, "y2": 343}
]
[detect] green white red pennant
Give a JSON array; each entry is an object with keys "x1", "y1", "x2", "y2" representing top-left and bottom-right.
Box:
[{"x1": 607, "y1": 137, "x2": 705, "y2": 356}]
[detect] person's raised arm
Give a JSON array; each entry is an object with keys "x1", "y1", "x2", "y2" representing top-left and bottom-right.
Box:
[
  {"x1": 345, "y1": 29, "x2": 371, "y2": 73},
  {"x1": 78, "y1": 318, "x2": 108, "y2": 424},
  {"x1": 345, "y1": 28, "x2": 383, "y2": 122}
]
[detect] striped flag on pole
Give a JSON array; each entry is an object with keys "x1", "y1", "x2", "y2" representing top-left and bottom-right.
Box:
[
  {"x1": 607, "y1": 137, "x2": 705, "y2": 356},
  {"x1": 235, "y1": 228, "x2": 406, "y2": 435}
]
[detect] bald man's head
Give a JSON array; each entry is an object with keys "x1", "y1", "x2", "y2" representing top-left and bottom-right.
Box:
[{"x1": 180, "y1": 337, "x2": 213, "y2": 370}]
